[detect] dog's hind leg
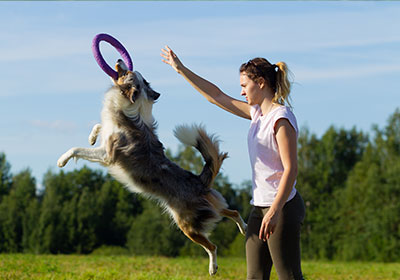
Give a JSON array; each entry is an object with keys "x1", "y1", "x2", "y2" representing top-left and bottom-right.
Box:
[
  {"x1": 57, "y1": 147, "x2": 108, "y2": 167},
  {"x1": 183, "y1": 231, "x2": 218, "y2": 276},
  {"x1": 220, "y1": 209, "x2": 247, "y2": 236},
  {"x1": 88, "y1": 124, "x2": 102, "y2": 145}
]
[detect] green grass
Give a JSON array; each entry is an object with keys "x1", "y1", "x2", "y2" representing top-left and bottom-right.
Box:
[{"x1": 0, "y1": 254, "x2": 399, "y2": 280}]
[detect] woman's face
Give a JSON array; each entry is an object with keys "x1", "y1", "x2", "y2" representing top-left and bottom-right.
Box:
[{"x1": 240, "y1": 73, "x2": 263, "y2": 105}]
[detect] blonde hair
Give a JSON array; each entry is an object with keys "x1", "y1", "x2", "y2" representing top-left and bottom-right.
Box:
[{"x1": 240, "y1": 58, "x2": 293, "y2": 108}]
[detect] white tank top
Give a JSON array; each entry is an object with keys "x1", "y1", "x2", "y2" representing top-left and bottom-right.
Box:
[{"x1": 247, "y1": 105, "x2": 298, "y2": 207}]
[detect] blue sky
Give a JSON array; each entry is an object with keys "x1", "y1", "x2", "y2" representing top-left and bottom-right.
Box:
[{"x1": 1, "y1": 2, "x2": 399, "y2": 188}]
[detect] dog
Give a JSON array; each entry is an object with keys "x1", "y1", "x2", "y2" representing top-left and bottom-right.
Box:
[{"x1": 57, "y1": 60, "x2": 247, "y2": 275}]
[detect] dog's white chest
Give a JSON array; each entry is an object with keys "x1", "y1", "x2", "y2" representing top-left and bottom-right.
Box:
[
  {"x1": 108, "y1": 165, "x2": 144, "y2": 194},
  {"x1": 100, "y1": 110, "x2": 122, "y2": 146}
]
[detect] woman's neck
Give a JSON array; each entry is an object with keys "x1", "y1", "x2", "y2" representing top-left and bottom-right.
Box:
[{"x1": 260, "y1": 98, "x2": 276, "y2": 116}]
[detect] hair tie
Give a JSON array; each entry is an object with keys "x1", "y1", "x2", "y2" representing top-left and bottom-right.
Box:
[{"x1": 272, "y1": 64, "x2": 279, "y2": 71}]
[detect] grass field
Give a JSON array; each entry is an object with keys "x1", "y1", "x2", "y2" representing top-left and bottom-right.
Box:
[{"x1": 0, "y1": 254, "x2": 400, "y2": 280}]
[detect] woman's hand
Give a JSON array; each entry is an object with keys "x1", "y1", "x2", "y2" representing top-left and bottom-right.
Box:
[
  {"x1": 161, "y1": 46, "x2": 183, "y2": 73},
  {"x1": 259, "y1": 207, "x2": 280, "y2": 241}
]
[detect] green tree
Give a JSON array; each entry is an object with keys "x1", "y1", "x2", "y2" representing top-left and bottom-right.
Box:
[
  {"x1": 336, "y1": 109, "x2": 400, "y2": 261},
  {"x1": 0, "y1": 169, "x2": 36, "y2": 252},
  {"x1": 36, "y1": 167, "x2": 143, "y2": 254},
  {"x1": 112, "y1": 182, "x2": 142, "y2": 244},
  {"x1": 96, "y1": 177, "x2": 143, "y2": 247},
  {"x1": 76, "y1": 187, "x2": 98, "y2": 253},
  {"x1": 37, "y1": 167, "x2": 106, "y2": 253},
  {"x1": 37, "y1": 170, "x2": 75, "y2": 253},
  {"x1": 22, "y1": 197, "x2": 41, "y2": 253},
  {"x1": 297, "y1": 126, "x2": 368, "y2": 259},
  {"x1": 0, "y1": 152, "x2": 12, "y2": 199}
]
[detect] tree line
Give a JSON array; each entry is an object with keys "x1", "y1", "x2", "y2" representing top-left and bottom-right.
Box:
[{"x1": 0, "y1": 109, "x2": 399, "y2": 261}]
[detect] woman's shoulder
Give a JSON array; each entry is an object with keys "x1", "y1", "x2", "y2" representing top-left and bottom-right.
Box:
[
  {"x1": 274, "y1": 105, "x2": 295, "y2": 117},
  {"x1": 272, "y1": 105, "x2": 298, "y2": 132}
]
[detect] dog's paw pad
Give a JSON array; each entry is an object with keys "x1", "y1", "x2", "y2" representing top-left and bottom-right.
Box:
[
  {"x1": 57, "y1": 150, "x2": 74, "y2": 168},
  {"x1": 57, "y1": 158, "x2": 67, "y2": 168},
  {"x1": 88, "y1": 136, "x2": 96, "y2": 146},
  {"x1": 209, "y1": 265, "x2": 218, "y2": 276}
]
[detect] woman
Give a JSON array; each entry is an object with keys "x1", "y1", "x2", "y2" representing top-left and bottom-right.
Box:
[{"x1": 161, "y1": 46, "x2": 305, "y2": 280}]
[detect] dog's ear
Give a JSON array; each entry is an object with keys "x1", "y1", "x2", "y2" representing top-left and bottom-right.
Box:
[
  {"x1": 150, "y1": 90, "x2": 160, "y2": 101},
  {"x1": 142, "y1": 78, "x2": 160, "y2": 101}
]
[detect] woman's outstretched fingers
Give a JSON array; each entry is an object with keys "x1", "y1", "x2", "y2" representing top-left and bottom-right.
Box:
[
  {"x1": 160, "y1": 46, "x2": 182, "y2": 73},
  {"x1": 160, "y1": 48, "x2": 170, "y2": 63}
]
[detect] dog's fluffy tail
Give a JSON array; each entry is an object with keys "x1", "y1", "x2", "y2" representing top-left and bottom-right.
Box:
[{"x1": 174, "y1": 124, "x2": 228, "y2": 187}]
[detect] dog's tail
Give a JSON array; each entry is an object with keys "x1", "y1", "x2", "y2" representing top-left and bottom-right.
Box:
[{"x1": 174, "y1": 124, "x2": 228, "y2": 188}]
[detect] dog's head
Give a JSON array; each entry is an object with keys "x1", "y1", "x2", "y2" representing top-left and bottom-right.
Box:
[{"x1": 113, "y1": 59, "x2": 160, "y2": 104}]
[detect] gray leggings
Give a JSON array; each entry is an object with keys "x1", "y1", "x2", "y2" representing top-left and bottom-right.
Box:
[{"x1": 246, "y1": 192, "x2": 305, "y2": 280}]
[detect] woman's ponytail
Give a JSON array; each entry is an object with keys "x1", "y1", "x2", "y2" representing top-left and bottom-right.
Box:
[{"x1": 274, "y1": 62, "x2": 293, "y2": 108}]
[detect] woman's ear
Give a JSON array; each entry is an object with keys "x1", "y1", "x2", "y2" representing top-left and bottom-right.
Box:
[{"x1": 258, "y1": 77, "x2": 266, "y2": 89}]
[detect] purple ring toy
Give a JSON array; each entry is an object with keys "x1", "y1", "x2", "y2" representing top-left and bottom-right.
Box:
[{"x1": 92, "y1": 33, "x2": 133, "y2": 80}]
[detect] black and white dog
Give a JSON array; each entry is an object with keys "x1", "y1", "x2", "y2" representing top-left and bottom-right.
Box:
[{"x1": 57, "y1": 60, "x2": 246, "y2": 275}]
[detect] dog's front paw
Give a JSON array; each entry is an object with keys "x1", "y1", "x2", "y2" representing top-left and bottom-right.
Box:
[
  {"x1": 57, "y1": 149, "x2": 74, "y2": 167},
  {"x1": 88, "y1": 136, "x2": 97, "y2": 146},
  {"x1": 88, "y1": 124, "x2": 101, "y2": 146},
  {"x1": 88, "y1": 130, "x2": 98, "y2": 146}
]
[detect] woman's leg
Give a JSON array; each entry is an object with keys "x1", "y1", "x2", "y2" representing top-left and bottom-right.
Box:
[
  {"x1": 246, "y1": 207, "x2": 273, "y2": 280},
  {"x1": 267, "y1": 192, "x2": 305, "y2": 280}
]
